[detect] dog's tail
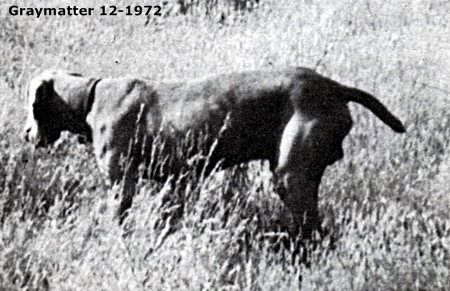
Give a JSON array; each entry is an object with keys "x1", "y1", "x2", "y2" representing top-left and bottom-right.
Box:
[{"x1": 341, "y1": 86, "x2": 406, "y2": 133}]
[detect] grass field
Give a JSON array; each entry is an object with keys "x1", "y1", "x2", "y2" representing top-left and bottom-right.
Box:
[{"x1": 1, "y1": 0, "x2": 449, "y2": 289}]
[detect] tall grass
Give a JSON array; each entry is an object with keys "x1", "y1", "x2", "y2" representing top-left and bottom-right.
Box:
[{"x1": 0, "y1": 0, "x2": 449, "y2": 289}]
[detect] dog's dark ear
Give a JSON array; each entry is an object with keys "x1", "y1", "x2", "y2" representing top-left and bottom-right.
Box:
[
  {"x1": 33, "y1": 80, "x2": 55, "y2": 115},
  {"x1": 34, "y1": 80, "x2": 54, "y2": 104}
]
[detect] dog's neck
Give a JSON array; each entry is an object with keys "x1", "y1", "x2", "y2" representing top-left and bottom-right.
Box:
[
  {"x1": 62, "y1": 78, "x2": 101, "y2": 140},
  {"x1": 82, "y1": 78, "x2": 102, "y2": 119}
]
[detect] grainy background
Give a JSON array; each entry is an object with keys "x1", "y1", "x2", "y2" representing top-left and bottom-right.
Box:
[{"x1": 0, "y1": 0, "x2": 449, "y2": 289}]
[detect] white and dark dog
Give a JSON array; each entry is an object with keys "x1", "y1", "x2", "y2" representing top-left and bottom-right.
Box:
[{"x1": 23, "y1": 67, "x2": 405, "y2": 237}]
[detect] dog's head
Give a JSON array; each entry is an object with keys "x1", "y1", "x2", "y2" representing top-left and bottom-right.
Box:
[{"x1": 23, "y1": 71, "x2": 98, "y2": 147}]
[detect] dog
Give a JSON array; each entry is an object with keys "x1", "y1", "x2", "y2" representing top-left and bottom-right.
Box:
[{"x1": 23, "y1": 67, "x2": 406, "y2": 237}]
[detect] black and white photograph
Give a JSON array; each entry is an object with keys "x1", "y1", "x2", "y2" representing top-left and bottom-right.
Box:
[{"x1": 0, "y1": 0, "x2": 448, "y2": 289}]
